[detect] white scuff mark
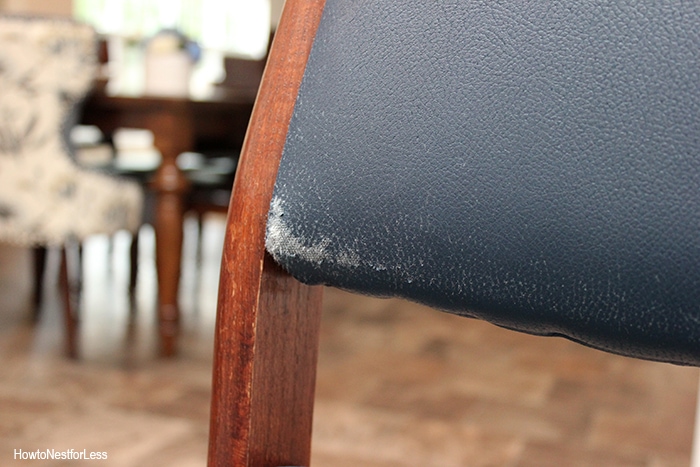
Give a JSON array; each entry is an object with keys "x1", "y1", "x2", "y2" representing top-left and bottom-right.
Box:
[
  {"x1": 266, "y1": 196, "x2": 361, "y2": 269},
  {"x1": 266, "y1": 197, "x2": 423, "y2": 288}
]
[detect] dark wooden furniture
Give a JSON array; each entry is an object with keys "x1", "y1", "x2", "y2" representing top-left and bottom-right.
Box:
[{"x1": 81, "y1": 86, "x2": 255, "y2": 357}]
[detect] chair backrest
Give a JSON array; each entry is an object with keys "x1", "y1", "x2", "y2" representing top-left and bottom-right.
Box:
[
  {"x1": 0, "y1": 16, "x2": 96, "y2": 157},
  {"x1": 0, "y1": 16, "x2": 141, "y2": 246},
  {"x1": 209, "y1": 1, "x2": 700, "y2": 465},
  {"x1": 265, "y1": 1, "x2": 700, "y2": 367}
]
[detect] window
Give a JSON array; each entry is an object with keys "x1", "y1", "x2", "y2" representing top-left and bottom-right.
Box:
[{"x1": 74, "y1": 0, "x2": 271, "y2": 60}]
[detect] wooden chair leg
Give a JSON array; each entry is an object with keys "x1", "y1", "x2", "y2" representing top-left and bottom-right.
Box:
[
  {"x1": 208, "y1": 255, "x2": 323, "y2": 467},
  {"x1": 129, "y1": 229, "x2": 139, "y2": 312},
  {"x1": 59, "y1": 246, "x2": 79, "y2": 359},
  {"x1": 32, "y1": 246, "x2": 47, "y2": 322},
  {"x1": 195, "y1": 211, "x2": 204, "y2": 270},
  {"x1": 76, "y1": 243, "x2": 83, "y2": 292}
]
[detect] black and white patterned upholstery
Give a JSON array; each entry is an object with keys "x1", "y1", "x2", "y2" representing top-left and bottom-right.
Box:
[{"x1": 0, "y1": 15, "x2": 142, "y2": 247}]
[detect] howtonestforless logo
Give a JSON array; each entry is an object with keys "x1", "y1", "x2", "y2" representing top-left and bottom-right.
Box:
[{"x1": 14, "y1": 449, "x2": 108, "y2": 461}]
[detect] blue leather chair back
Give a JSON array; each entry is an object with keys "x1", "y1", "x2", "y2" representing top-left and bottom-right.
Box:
[{"x1": 266, "y1": 1, "x2": 700, "y2": 366}]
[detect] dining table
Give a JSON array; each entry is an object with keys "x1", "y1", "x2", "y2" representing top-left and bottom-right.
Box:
[{"x1": 81, "y1": 80, "x2": 257, "y2": 356}]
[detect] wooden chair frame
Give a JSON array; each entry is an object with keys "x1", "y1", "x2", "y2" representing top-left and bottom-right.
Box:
[
  {"x1": 206, "y1": 2, "x2": 700, "y2": 467},
  {"x1": 208, "y1": 0, "x2": 326, "y2": 465}
]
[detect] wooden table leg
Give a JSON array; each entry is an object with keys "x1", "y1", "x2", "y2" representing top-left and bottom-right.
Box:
[{"x1": 151, "y1": 112, "x2": 191, "y2": 357}]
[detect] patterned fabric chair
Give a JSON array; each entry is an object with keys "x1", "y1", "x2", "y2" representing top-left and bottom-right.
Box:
[{"x1": 0, "y1": 15, "x2": 143, "y2": 357}]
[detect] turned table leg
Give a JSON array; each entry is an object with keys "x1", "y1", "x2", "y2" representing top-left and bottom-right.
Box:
[{"x1": 151, "y1": 112, "x2": 191, "y2": 357}]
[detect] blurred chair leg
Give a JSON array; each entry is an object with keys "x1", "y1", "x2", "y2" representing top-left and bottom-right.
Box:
[
  {"x1": 59, "y1": 246, "x2": 79, "y2": 359},
  {"x1": 32, "y1": 246, "x2": 47, "y2": 322},
  {"x1": 195, "y1": 211, "x2": 204, "y2": 271},
  {"x1": 129, "y1": 229, "x2": 139, "y2": 313}
]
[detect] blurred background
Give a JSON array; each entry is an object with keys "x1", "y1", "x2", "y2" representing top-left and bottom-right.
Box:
[{"x1": 0, "y1": 1, "x2": 698, "y2": 466}]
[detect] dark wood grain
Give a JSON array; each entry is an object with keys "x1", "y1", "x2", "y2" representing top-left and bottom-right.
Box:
[{"x1": 207, "y1": 0, "x2": 327, "y2": 465}]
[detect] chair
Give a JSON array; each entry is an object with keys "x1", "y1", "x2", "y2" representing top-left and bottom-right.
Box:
[
  {"x1": 207, "y1": 1, "x2": 700, "y2": 465},
  {"x1": 0, "y1": 15, "x2": 142, "y2": 358}
]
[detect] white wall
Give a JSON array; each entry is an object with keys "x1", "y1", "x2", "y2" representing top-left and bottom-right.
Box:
[
  {"x1": 1, "y1": 0, "x2": 72, "y2": 16},
  {"x1": 270, "y1": 0, "x2": 284, "y2": 30}
]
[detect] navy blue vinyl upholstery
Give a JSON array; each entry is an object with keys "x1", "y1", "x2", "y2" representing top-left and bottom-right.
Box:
[{"x1": 266, "y1": 1, "x2": 700, "y2": 365}]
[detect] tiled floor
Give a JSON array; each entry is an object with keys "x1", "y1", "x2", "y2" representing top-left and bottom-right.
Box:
[{"x1": 0, "y1": 213, "x2": 698, "y2": 466}]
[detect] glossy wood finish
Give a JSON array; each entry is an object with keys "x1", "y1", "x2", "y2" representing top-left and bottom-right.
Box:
[
  {"x1": 81, "y1": 88, "x2": 254, "y2": 357},
  {"x1": 207, "y1": 0, "x2": 327, "y2": 465}
]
